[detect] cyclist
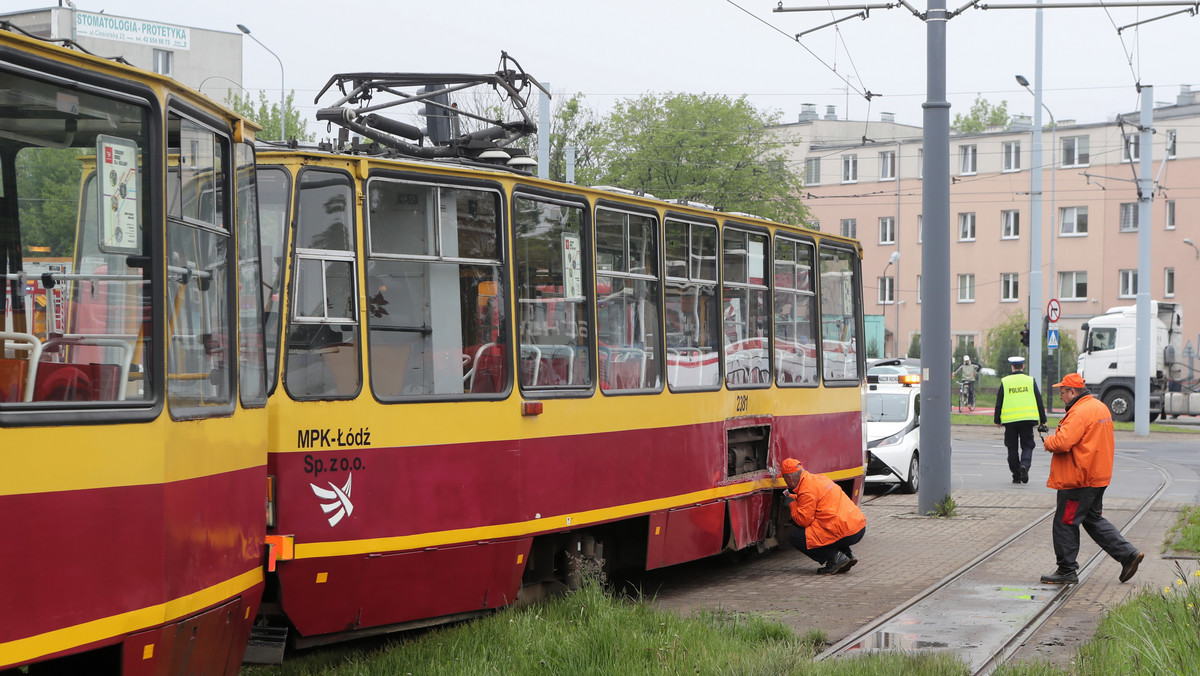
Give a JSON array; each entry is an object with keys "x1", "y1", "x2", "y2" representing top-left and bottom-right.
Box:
[{"x1": 954, "y1": 355, "x2": 980, "y2": 408}]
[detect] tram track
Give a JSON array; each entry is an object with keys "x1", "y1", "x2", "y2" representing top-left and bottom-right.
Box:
[{"x1": 821, "y1": 457, "x2": 1171, "y2": 675}]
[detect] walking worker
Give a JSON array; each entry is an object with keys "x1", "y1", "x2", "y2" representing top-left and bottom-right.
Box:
[
  {"x1": 1040, "y1": 373, "x2": 1143, "y2": 585},
  {"x1": 781, "y1": 457, "x2": 866, "y2": 575},
  {"x1": 994, "y1": 355, "x2": 1048, "y2": 484}
]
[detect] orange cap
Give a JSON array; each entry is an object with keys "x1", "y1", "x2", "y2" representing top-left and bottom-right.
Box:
[
  {"x1": 1052, "y1": 373, "x2": 1086, "y2": 388},
  {"x1": 781, "y1": 458, "x2": 803, "y2": 475}
]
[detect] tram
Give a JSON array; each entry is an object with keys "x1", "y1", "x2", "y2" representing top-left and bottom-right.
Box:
[
  {"x1": 251, "y1": 63, "x2": 867, "y2": 649},
  {"x1": 0, "y1": 26, "x2": 266, "y2": 674}
]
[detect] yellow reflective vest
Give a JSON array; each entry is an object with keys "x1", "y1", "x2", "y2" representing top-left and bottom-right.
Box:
[{"x1": 999, "y1": 373, "x2": 1039, "y2": 423}]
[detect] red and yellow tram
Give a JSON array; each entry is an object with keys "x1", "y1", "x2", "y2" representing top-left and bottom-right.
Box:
[
  {"x1": 250, "y1": 70, "x2": 867, "y2": 649},
  {"x1": 0, "y1": 27, "x2": 266, "y2": 673}
]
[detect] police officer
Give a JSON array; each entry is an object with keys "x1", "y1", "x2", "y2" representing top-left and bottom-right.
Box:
[{"x1": 994, "y1": 356, "x2": 1048, "y2": 483}]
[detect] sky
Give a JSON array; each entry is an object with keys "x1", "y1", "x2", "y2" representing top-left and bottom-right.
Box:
[{"x1": 71, "y1": 1, "x2": 1200, "y2": 134}]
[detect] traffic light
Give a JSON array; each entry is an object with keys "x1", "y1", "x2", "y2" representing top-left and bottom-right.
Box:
[{"x1": 1020, "y1": 325, "x2": 1030, "y2": 347}]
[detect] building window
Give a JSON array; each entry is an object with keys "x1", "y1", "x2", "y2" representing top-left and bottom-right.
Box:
[
  {"x1": 1002, "y1": 210, "x2": 1020, "y2": 239},
  {"x1": 1062, "y1": 135, "x2": 1090, "y2": 167},
  {"x1": 1001, "y1": 273, "x2": 1019, "y2": 302},
  {"x1": 1002, "y1": 141, "x2": 1021, "y2": 172},
  {"x1": 1167, "y1": 130, "x2": 1177, "y2": 159},
  {"x1": 1060, "y1": 206, "x2": 1088, "y2": 236},
  {"x1": 917, "y1": 274, "x2": 922, "y2": 304},
  {"x1": 1165, "y1": 268, "x2": 1175, "y2": 298},
  {"x1": 917, "y1": 149, "x2": 923, "y2": 178},
  {"x1": 878, "y1": 216, "x2": 895, "y2": 244},
  {"x1": 956, "y1": 334, "x2": 976, "y2": 353},
  {"x1": 808, "y1": 219, "x2": 820, "y2": 231},
  {"x1": 840, "y1": 218, "x2": 856, "y2": 239},
  {"x1": 1119, "y1": 203, "x2": 1139, "y2": 232},
  {"x1": 879, "y1": 151, "x2": 896, "y2": 181},
  {"x1": 958, "y1": 212, "x2": 976, "y2": 241},
  {"x1": 917, "y1": 214, "x2": 923, "y2": 244},
  {"x1": 152, "y1": 49, "x2": 173, "y2": 76},
  {"x1": 1166, "y1": 200, "x2": 1175, "y2": 230},
  {"x1": 804, "y1": 157, "x2": 821, "y2": 185},
  {"x1": 878, "y1": 276, "x2": 895, "y2": 304},
  {"x1": 842, "y1": 154, "x2": 858, "y2": 183},
  {"x1": 1122, "y1": 132, "x2": 1140, "y2": 163},
  {"x1": 957, "y1": 273, "x2": 975, "y2": 302},
  {"x1": 960, "y1": 145, "x2": 977, "y2": 175},
  {"x1": 1118, "y1": 269, "x2": 1138, "y2": 298},
  {"x1": 1059, "y1": 271, "x2": 1088, "y2": 300}
]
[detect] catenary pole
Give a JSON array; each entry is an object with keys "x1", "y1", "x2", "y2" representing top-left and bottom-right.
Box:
[
  {"x1": 1027, "y1": 3, "x2": 1044, "y2": 403},
  {"x1": 1135, "y1": 86, "x2": 1153, "y2": 436},
  {"x1": 919, "y1": 0, "x2": 952, "y2": 516}
]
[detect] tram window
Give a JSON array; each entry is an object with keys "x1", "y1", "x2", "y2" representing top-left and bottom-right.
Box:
[
  {"x1": 365, "y1": 179, "x2": 506, "y2": 398},
  {"x1": 285, "y1": 169, "x2": 360, "y2": 399},
  {"x1": 256, "y1": 166, "x2": 290, "y2": 392},
  {"x1": 596, "y1": 208, "x2": 661, "y2": 393},
  {"x1": 0, "y1": 69, "x2": 152, "y2": 407},
  {"x1": 664, "y1": 219, "x2": 720, "y2": 390},
  {"x1": 819, "y1": 246, "x2": 861, "y2": 382},
  {"x1": 235, "y1": 143, "x2": 267, "y2": 406},
  {"x1": 722, "y1": 227, "x2": 770, "y2": 389},
  {"x1": 166, "y1": 114, "x2": 233, "y2": 415},
  {"x1": 773, "y1": 236, "x2": 818, "y2": 386},
  {"x1": 514, "y1": 196, "x2": 590, "y2": 390}
]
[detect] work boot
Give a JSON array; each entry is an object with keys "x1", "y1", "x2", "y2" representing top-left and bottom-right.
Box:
[
  {"x1": 1012, "y1": 475, "x2": 1022, "y2": 484},
  {"x1": 1120, "y1": 551, "x2": 1144, "y2": 583},
  {"x1": 837, "y1": 556, "x2": 858, "y2": 574},
  {"x1": 1020, "y1": 466, "x2": 1029, "y2": 483},
  {"x1": 818, "y1": 551, "x2": 851, "y2": 575},
  {"x1": 1040, "y1": 569, "x2": 1078, "y2": 585}
]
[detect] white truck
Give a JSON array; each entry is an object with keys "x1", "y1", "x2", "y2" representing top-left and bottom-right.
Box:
[{"x1": 1077, "y1": 301, "x2": 1200, "y2": 421}]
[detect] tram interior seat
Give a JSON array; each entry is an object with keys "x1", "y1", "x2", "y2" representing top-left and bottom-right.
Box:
[
  {"x1": 0, "y1": 358, "x2": 27, "y2": 401},
  {"x1": 519, "y1": 343, "x2": 586, "y2": 387},
  {"x1": 600, "y1": 346, "x2": 646, "y2": 390},
  {"x1": 465, "y1": 342, "x2": 506, "y2": 394}
]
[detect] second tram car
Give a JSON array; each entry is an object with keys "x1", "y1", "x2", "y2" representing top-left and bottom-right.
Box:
[{"x1": 250, "y1": 68, "x2": 866, "y2": 648}]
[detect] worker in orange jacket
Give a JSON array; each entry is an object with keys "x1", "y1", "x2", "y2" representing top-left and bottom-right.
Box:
[
  {"x1": 781, "y1": 457, "x2": 866, "y2": 574},
  {"x1": 1039, "y1": 373, "x2": 1143, "y2": 585}
]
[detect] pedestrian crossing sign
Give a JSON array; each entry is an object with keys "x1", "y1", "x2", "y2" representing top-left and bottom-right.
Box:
[{"x1": 1047, "y1": 328, "x2": 1059, "y2": 349}]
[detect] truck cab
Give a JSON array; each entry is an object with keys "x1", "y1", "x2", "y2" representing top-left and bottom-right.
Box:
[{"x1": 1077, "y1": 301, "x2": 1194, "y2": 421}]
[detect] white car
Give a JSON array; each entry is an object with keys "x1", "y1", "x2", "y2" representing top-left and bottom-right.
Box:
[{"x1": 865, "y1": 374, "x2": 921, "y2": 493}]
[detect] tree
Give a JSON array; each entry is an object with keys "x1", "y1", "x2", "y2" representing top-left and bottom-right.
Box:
[
  {"x1": 953, "y1": 95, "x2": 1010, "y2": 133},
  {"x1": 15, "y1": 147, "x2": 82, "y2": 257},
  {"x1": 583, "y1": 93, "x2": 808, "y2": 225},
  {"x1": 226, "y1": 90, "x2": 313, "y2": 142},
  {"x1": 984, "y1": 312, "x2": 1077, "y2": 401}
]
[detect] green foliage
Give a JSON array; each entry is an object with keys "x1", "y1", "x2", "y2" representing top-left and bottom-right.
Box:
[
  {"x1": 225, "y1": 90, "x2": 312, "y2": 142},
  {"x1": 927, "y1": 494, "x2": 958, "y2": 517},
  {"x1": 15, "y1": 147, "x2": 83, "y2": 257},
  {"x1": 546, "y1": 93, "x2": 602, "y2": 184},
  {"x1": 907, "y1": 333, "x2": 921, "y2": 359},
  {"x1": 953, "y1": 95, "x2": 1010, "y2": 133},
  {"x1": 583, "y1": 93, "x2": 808, "y2": 225},
  {"x1": 1167, "y1": 505, "x2": 1200, "y2": 554},
  {"x1": 984, "y1": 312, "x2": 1078, "y2": 390}
]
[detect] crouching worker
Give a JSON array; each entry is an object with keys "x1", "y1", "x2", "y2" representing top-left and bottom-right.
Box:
[{"x1": 781, "y1": 457, "x2": 867, "y2": 574}]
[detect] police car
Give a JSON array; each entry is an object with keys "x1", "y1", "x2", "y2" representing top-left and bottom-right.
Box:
[{"x1": 865, "y1": 362, "x2": 921, "y2": 493}]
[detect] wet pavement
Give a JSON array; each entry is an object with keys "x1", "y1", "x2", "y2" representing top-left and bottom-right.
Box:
[{"x1": 648, "y1": 427, "x2": 1197, "y2": 669}]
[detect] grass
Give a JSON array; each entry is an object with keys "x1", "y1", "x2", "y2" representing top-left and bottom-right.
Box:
[
  {"x1": 948, "y1": 412, "x2": 1199, "y2": 434},
  {"x1": 240, "y1": 576, "x2": 967, "y2": 675},
  {"x1": 242, "y1": 502, "x2": 1200, "y2": 676}
]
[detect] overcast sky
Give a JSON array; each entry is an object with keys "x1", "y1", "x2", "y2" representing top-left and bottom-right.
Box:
[{"x1": 82, "y1": 1, "x2": 1198, "y2": 134}]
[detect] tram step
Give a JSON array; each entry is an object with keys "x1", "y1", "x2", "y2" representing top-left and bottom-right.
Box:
[{"x1": 243, "y1": 625, "x2": 289, "y2": 665}]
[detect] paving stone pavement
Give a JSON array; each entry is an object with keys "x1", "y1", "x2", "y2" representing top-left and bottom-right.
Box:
[{"x1": 647, "y1": 483, "x2": 1196, "y2": 667}]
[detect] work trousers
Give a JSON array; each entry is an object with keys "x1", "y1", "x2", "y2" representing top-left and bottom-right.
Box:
[
  {"x1": 1004, "y1": 422, "x2": 1037, "y2": 478},
  {"x1": 1052, "y1": 486, "x2": 1138, "y2": 574},
  {"x1": 787, "y1": 525, "x2": 866, "y2": 565}
]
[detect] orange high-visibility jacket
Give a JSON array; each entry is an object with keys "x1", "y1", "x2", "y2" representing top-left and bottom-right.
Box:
[
  {"x1": 789, "y1": 470, "x2": 866, "y2": 548},
  {"x1": 1044, "y1": 393, "x2": 1115, "y2": 490}
]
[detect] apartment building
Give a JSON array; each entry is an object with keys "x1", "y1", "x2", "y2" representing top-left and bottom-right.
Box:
[{"x1": 774, "y1": 92, "x2": 1199, "y2": 363}]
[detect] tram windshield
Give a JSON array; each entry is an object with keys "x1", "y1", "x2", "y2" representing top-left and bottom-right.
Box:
[{"x1": 0, "y1": 68, "x2": 153, "y2": 404}]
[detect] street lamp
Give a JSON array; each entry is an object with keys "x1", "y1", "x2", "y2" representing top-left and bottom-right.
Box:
[
  {"x1": 1184, "y1": 238, "x2": 1200, "y2": 259},
  {"x1": 885, "y1": 251, "x2": 900, "y2": 357},
  {"x1": 1016, "y1": 72, "x2": 1057, "y2": 394},
  {"x1": 237, "y1": 23, "x2": 285, "y2": 141}
]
